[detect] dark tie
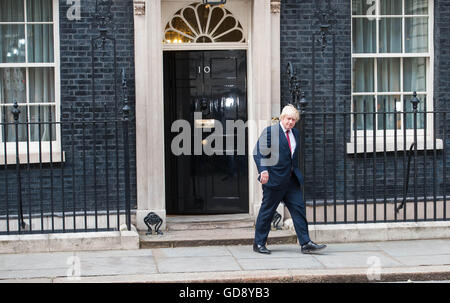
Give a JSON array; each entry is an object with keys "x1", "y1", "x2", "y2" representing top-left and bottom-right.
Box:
[{"x1": 286, "y1": 130, "x2": 292, "y2": 155}]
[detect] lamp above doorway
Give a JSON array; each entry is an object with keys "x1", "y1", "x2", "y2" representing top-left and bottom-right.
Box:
[{"x1": 202, "y1": 0, "x2": 227, "y2": 7}]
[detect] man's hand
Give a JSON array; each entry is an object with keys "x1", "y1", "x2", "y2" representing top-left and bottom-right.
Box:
[{"x1": 260, "y1": 171, "x2": 269, "y2": 184}]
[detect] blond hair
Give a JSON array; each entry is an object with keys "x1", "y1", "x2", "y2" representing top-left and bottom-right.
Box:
[{"x1": 280, "y1": 104, "x2": 299, "y2": 122}]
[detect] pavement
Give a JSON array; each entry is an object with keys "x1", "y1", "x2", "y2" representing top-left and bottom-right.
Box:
[{"x1": 0, "y1": 238, "x2": 449, "y2": 283}]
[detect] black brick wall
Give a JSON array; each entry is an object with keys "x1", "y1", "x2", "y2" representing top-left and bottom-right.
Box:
[{"x1": 280, "y1": 0, "x2": 450, "y2": 204}]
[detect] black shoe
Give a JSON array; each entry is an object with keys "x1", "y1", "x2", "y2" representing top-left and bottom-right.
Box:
[
  {"x1": 253, "y1": 244, "x2": 271, "y2": 254},
  {"x1": 301, "y1": 241, "x2": 327, "y2": 254}
]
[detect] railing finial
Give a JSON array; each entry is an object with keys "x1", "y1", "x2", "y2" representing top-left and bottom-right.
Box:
[
  {"x1": 11, "y1": 100, "x2": 20, "y2": 121},
  {"x1": 410, "y1": 91, "x2": 420, "y2": 111}
]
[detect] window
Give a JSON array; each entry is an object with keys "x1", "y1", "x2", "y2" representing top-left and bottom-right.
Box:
[
  {"x1": 163, "y1": 2, "x2": 245, "y2": 44},
  {"x1": 350, "y1": 0, "x2": 437, "y2": 152},
  {"x1": 0, "y1": 0, "x2": 60, "y2": 163}
]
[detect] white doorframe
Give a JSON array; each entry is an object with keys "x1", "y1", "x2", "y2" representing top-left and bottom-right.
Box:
[{"x1": 133, "y1": 0, "x2": 281, "y2": 230}]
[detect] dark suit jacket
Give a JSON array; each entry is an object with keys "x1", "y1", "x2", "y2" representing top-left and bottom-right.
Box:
[{"x1": 253, "y1": 123, "x2": 304, "y2": 190}]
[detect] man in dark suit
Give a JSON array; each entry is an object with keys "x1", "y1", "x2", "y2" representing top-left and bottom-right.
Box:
[{"x1": 253, "y1": 104, "x2": 326, "y2": 254}]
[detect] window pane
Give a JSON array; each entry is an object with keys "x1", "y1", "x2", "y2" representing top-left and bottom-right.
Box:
[
  {"x1": 29, "y1": 67, "x2": 55, "y2": 103},
  {"x1": 0, "y1": 25, "x2": 26, "y2": 63},
  {"x1": 353, "y1": 96, "x2": 374, "y2": 130},
  {"x1": 0, "y1": 68, "x2": 26, "y2": 104},
  {"x1": 27, "y1": 0, "x2": 53, "y2": 22},
  {"x1": 405, "y1": 0, "x2": 428, "y2": 15},
  {"x1": 171, "y1": 17, "x2": 196, "y2": 39},
  {"x1": 164, "y1": 30, "x2": 194, "y2": 44},
  {"x1": 403, "y1": 57, "x2": 426, "y2": 92},
  {"x1": 1, "y1": 105, "x2": 28, "y2": 142},
  {"x1": 377, "y1": 58, "x2": 400, "y2": 92},
  {"x1": 377, "y1": 95, "x2": 401, "y2": 130},
  {"x1": 404, "y1": 94, "x2": 425, "y2": 129},
  {"x1": 30, "y1": 105, "x2": 56, "y2": 142},
  {"x1": 197, "y1": 3, "x2": 209, "y2": 34},
  {"x1": 214, "y1": 30, "x2": 243, "y2": 42},
  {"x1": 352, "y1": 18, "x2": 376, "y2": 53},
  {"x1": 379, "y1": 18, "x2": 402, "y2": 53},
  {"x1": 215, "y1": 16, "x2": 237, "y2": 38},
  {"x1": 380, "y1": 0, "x2": 402, "y2": 15},
  {"x1": 27, "y1": 24, "x2": 54, "y2": 63},
  {"x1": 0, "y1": 0, "x2": 24, "y2": 22},
  {"x1": 208, "y1": 7, "x2": 225, "y2": 34},
  {"x1": 405, "y1": 17, "x2": 428, "y2": 53},
  {"x1": 182, "y1": 7, "x2": 199, "y2": 35},
  {"x1": 353, "y1": 58, "x2": 374, "y2": 92},
  {"x1": 352, "y1": 0, "x2": 376, "y2": 15}
]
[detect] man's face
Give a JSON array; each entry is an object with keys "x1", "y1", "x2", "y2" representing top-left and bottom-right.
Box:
[{"x1": 281, "y1": 115, "x2": 297, "y2": 131}]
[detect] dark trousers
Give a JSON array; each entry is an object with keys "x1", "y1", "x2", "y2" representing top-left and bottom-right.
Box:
[{"x1": 254, "y1": 176, "x2": 311, "y2": 246}]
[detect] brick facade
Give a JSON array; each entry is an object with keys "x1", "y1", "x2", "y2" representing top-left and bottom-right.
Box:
[
  {"x1": 1, "y1": 0, "x2": 448, "y2": 221},
  {"x1": 1, "y1": 0, "x2": 137, "y2": 219},
  {"x1": 280, "y1": 0, "x2": 449, "y2": 204}
]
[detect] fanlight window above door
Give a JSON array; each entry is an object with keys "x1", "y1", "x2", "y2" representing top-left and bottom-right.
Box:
[{"x1": 164, "y1": 2, "x2": 245, "y2": 44}]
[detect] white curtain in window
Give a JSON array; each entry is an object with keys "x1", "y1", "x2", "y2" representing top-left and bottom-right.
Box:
[
  {"x1": 380, "y1": 0, "x2": 402, "y2": 15},
  {"x1": 378, "y1": 58, "x2": 400, "y2": 92},
  {"x1": 0, "y1": 0, "x2": 24, "y2": 22},
  {"x1": 405, "y1": 17, "x2": 428, "y2": 53},
  {"x1": 353, "y1": 18, "x2": 376, "y2": 53},
  {"x1": 404, "y1": 57, "x2": 426, "y2": 92},
  {"x1": 0, "y1": 0, "x2": 25, "y2": 63},
  {"x1": 0, "y1": 68, "x2": 27, "y2": 142},
  {"x1": 354, "y1": 96, "x2": 375, "y2": 130},
  {"x1": 379, "y1": 17, "x2": 402, "y2": 53},
  {"x1": 27, "y1": 0, "x2": 54, "y2": 63},
  {"x1": 29, "y1": 67, "x2": 55, "y2": 142},
  {"x1": 353, "y1": 58, "x2": 374, "y2": 93},
  {"x1": 377, "y1": 95, "x2": 399, "y2": 130},
  {"x1": 0, "y1": 0, "x2": 54, "y2": 143}
]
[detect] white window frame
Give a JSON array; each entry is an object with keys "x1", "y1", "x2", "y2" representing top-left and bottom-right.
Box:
[
  {"x1": 0, "y1": 0, "x2": 61, "y2": 164},
  {"x1": 348, "y1": 0, "x2": 442, "y2": 153}
]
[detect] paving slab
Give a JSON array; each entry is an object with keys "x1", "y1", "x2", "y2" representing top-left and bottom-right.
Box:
[
  {"x1": 313, "y1": 251, "x2": 404, "y2": 269},
  {"x1": 78, "y1": 255, "x2": 157, "y2": 276},
  {"x1": 374, "y1": 239, "x2": 450, "y2": 257},
  {"x1": 237, "y1": 257, "x2": 324, "y2": 271},
  {"x1": 320, "y1": 242, "x2": 382, "y2": 253},
  {"x1": 394, "y1": 254, "x2": 450, "y2": 267},
  {"x1": 0, "y1": 251, "x2": 75, "y2": 271},
  {"x1": 155, "y1": 256, "x2": 242, "y2": 273},
  {"x1": 227, "y1": 244, "x2": 309, "y2": 259},
  {"x1": 154, "y1": 246, "x2": 231, "y2": 258},
  {"x1": 75, "y1": 249, "x2": 153, "y2": 259}
]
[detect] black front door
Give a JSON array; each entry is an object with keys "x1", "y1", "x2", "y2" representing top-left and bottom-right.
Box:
[{"x1": 164, "y1": 50, "x2": 248, "y2": 214}]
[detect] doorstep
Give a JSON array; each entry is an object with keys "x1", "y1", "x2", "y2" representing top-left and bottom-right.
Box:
[{"x1": 139, "y1": 213, "x2": 297, "y2": 248}]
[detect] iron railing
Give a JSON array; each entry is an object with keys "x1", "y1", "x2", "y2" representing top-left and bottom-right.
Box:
[
  {"x1": 284, "y1": 0, "x2": 448, "y2": 224},
  {"x1": 293, "y1": 94, "x2": 449, "y2": 224},
  {"x1": 0, "y1": 71, "x2": 132, "y2": 235}
]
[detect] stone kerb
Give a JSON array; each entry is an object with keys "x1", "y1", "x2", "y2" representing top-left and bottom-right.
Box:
[{"x1": 0, "y1": 229, "x2": 139, "y2": 254}]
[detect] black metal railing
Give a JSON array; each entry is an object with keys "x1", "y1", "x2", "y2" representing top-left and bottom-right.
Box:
[
  {"x1": 283, "y1": 0, "x2": 448, "y2": 224},
  {"x1": 0, "y1": 72, "x2": 132, "y2": 235},
  {"x1": 293, "y1": 93, "x2": 449, "y2": 224}
]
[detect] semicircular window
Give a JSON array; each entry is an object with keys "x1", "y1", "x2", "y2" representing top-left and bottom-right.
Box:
[{"x1": 164, "y1": 2, "x2": 245, "y2": 44}]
